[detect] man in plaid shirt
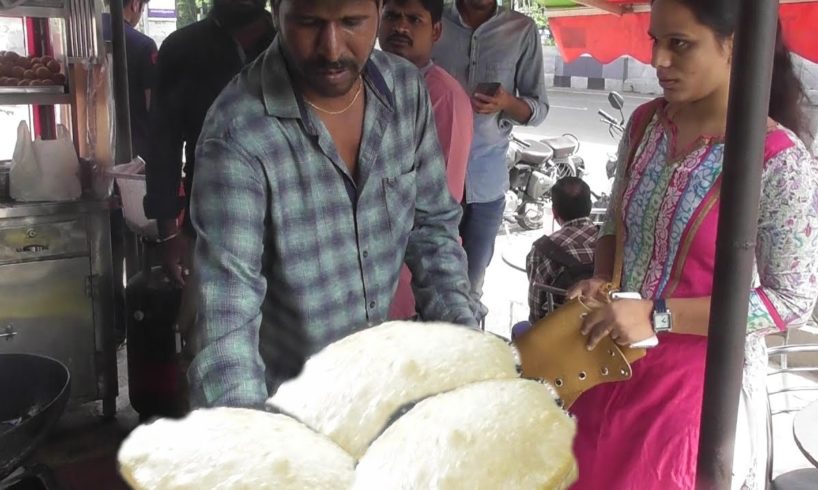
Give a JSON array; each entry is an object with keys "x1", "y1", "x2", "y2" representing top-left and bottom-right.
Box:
[
  {"x1": 187, "y1": 0, "x2": 480, "y2": 409},
  {"x1": 526, "y1": 177, "x2": 598, "y2": 323}
]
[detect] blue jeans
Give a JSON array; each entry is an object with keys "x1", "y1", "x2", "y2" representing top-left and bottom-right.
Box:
[
  {"x1": 511, "y1": 321, "x2": 532, "y2": 340},
  {"x1": 460, "y1": 197, "x2": 506, "y2": 299}
]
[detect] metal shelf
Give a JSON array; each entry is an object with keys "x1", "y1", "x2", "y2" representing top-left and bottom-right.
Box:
[
  {"x1": 0, "y1": 92, "x2": 71, "y2": 105},
  {"x1": 0, "y1": 5, "x2": 65, "y2": 18}
]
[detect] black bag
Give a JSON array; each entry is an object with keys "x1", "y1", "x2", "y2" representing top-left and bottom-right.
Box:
[{"x1": 539, "y1": 237, "x2": 595, "y2": 303}]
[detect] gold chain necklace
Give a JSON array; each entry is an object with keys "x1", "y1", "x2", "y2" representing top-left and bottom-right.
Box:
[{"x1": 304, "y1": 80, "x2": 363, "y2": 116}]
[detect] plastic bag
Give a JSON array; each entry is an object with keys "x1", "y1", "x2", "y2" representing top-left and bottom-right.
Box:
[
  {"x1": 10, "y1": 121, "x2": 82, "y2": 202},
  {"x1": 107, "y1": 157, "x2": 158, "y2": 239}
]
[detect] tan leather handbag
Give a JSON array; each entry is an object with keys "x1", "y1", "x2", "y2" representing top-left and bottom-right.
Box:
[
  {"x1": 513, "y1": 100, "x2": 661, "y2": 409},
  {"x1": 513, "y1": 250, "x2": 645, "y2": 409}
]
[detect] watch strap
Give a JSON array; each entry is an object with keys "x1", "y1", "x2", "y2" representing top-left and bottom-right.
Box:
[{"x1": 652, "y1": 299, "x2": 672, "y2": 333}]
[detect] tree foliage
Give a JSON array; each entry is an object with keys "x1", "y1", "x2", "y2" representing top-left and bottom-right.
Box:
[
  {"x1": 175, "y1": 0, "x2": 208, "y2": 28},
  {"x1": 514, "y1": 0, "x2": 553, "y2": 44}
]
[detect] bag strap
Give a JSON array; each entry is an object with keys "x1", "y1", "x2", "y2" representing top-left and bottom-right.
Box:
[{"x1": 611, "y1": 99, "x2": 663, "y2": 289}]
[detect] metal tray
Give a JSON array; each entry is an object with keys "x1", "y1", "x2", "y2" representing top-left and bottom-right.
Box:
[{"x1": 0, "y1": 86, "x2": 66, "y2": 95}]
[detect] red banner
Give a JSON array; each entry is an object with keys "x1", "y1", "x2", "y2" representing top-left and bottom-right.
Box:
[{"x1": 551, "y1": 3, "x2": 818, "y2": 64}]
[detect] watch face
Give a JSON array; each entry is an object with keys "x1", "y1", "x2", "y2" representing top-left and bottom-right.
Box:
[{"x1": 655, "y1": 313, "x2": 671, "y2": 332}]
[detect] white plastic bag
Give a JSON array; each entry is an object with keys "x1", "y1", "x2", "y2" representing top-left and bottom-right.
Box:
[
  {"x1": 10, "y1": 121, "x2": 82, "y2": 202},
  {"x1": 107, "y1": 157, "x2": 159, "y2": 239}
]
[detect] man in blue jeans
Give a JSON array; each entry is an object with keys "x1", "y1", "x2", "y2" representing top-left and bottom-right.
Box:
[{"x1": 433, "y1": 0, "x2": 549, "y2": 300}]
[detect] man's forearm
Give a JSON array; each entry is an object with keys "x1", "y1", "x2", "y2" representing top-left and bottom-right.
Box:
[
  {"x1": 504, "y1": 95, "x2": 534, "y2": 124},
  {"x1": 158, "y1": 219, "x2": 178, "y2": 238},
  {"x1": 143, "y1": 89, "x2": 184, "y2": 222}
]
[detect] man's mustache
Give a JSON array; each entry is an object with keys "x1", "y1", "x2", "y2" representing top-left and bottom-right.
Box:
[
  {"x1": 306, "y1": 58, "x2": 357, "y2": 73},
  {"x1": 386, "y1": 33, "x2": 413, "y2": 46}
]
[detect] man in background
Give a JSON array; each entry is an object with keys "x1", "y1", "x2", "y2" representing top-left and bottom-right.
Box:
[
  {"x1": 143, "y1": 0, "x2": 276, "y2": 287},
  {"x1": 103, "y1": 0, "x2": 158, "y2": 344},
  {"x1": 122, "y1": 0, "x2": 157, "y2": 160},
  {"x1": 378, "y1": 0, "x2": 473, "y2": 319},
  {"x1": 526, "y1": 177, "x2": 597, "y2": 324},
  {"x1": 433, "y1": 0, "x2": 548, "y2": 305}
]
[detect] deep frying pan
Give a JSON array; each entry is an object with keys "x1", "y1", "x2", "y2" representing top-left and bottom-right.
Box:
[{"x1": 0, "y1": 353, "x2": 71, "y2": 480}]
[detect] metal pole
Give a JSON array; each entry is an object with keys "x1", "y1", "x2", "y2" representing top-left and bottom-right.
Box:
[
  {"x1": 110, "y1": 0, "x2": 133, "y2": 163},
  {"x1": 696, "y1": 0, "x2": 779, "y2": 488}
]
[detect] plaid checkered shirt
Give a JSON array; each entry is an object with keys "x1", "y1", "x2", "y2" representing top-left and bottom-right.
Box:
[
  {"x1": 526, "y1": 217, "x2": 598, "y2": 323},
  {"x1": 188, "y1": 39, "x2": 480, "y2": 408}
]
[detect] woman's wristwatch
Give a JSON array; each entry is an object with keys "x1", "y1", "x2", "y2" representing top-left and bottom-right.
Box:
[{"x1": 652, "y1": 299, "x2": 673, "y2": 333}]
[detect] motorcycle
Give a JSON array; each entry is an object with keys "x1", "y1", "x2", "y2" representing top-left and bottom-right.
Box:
[
  {"x1": 505, "y1": 133, "x2": 585, "y2": 230},
  {"x1": 599, "y1": 91, "x2": 627, "y2": 181},
  {"x1": 591, "y1": 91, "x2": 627, "y2": 210}
]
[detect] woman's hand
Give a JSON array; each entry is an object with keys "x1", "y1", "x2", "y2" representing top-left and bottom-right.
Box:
[
  {"x1": 581, "y1": 299, "x2": 654, "y2": 350},
  {"x1": 566, "y1": 277, "x2": 609, "y2": 301}
]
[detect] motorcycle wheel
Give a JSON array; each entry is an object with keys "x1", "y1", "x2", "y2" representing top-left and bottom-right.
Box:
[{"x1": 516, "y1": 202, "x2": 545, "y2": 230}]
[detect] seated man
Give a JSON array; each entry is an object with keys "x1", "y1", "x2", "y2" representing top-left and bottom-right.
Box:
[{"x1": 526, "y1": 176, "x2": 598, "y2": 324}]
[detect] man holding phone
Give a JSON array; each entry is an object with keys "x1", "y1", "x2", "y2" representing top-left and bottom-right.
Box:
[
  {"x1": 433, "y1": 0, "x2": 548, "y2": 303},
  {"x1": 378, "y1": 0, "x2": 474, "y2": 319},
  {"x1": 475, "y1": 82, "x2": 500, "y2": 98}
]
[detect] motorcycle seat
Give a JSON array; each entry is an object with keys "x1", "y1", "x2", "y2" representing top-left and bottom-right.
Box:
[
  {"x1": 517, "y1": 140, "x2": 554, "y2": 165},
  {"x1": 541, "y1": 136, "x2": 578, "y2": 159}
]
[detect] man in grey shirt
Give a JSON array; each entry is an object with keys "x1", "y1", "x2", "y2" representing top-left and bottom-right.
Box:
[{"x1": 433, "y1": 0, "x2": 548, "y2": 301}]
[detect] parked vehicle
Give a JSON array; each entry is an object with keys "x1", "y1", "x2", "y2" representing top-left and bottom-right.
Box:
[
  {"x1": 505, "y1": 133, "x2": 585, "y2": 230},
  {"x1": 592, "y1": 91, "x2": 628, "y2": 210},
  {"x1": 599, "y1": 91, "x2": 626, "y2": 180}
]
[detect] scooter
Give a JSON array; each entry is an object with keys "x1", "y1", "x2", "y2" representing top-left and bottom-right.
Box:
[{"x1": 505, "y1": 133, "x2": 585, "y2": 230}]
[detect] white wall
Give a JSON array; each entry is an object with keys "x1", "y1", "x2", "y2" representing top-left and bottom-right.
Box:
[{"x1": 542, "y1": 45, "x2": 818, "y2": 101}]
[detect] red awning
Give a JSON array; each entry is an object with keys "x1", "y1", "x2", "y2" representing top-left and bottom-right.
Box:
[{"x1": 550, "y1": 3, "x2": 818, "y2": 64}]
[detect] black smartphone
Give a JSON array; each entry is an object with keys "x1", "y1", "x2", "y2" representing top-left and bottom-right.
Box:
[{"x1": 474, "y1": 82, "x2": 501, "y2": 96}]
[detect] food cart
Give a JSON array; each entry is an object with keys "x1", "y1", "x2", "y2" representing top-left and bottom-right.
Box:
[{"x1": 0, "y1": 0, "x2": 118, "y2": 416}]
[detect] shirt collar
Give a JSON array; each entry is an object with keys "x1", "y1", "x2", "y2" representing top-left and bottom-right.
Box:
[
  {"x1": 447, "y1": 1, "x2": 504, "y2": 29},
  {"x1": 561, "y1": 216, "x2": 595, "y2": 228},
  {"x1": 208, "y1": 10, "x2": 273, "y2": 30},
  {"x1": 261, "y1": 38, "x2": 396, "y2": 120},
  {"x1": 420, "y1": 60, "x2": 434, "y2": 76}
]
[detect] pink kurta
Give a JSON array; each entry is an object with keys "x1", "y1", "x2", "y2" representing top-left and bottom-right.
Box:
[
  {"x1": 570, "y1": 100, "x2": 818, "y2": 489},
  {"x1": 388, "y1": 63, "x2": 473, "y2": 320}
]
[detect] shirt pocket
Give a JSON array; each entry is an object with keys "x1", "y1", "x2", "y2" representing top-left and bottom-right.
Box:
[
  {"x1": 482, "y1": 61, "x2": 516, "y2": 85},
  {"x1": 383, "y1": 170, "x2": 417, "y2": 244}
]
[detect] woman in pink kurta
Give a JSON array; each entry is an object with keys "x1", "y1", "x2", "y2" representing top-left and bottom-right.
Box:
[{"x1": 568, "y1": 0, "x2": 818, "y2": 488}]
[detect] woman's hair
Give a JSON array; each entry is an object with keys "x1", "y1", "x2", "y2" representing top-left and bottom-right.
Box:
[{"x1": 654, "y1": 0, "x2": 812, "y2": 141}]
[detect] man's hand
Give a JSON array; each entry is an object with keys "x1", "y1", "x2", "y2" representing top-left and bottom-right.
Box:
[
  {"x1": 566, "y1": 276, "x2": 609, "y2": 301},
  {"x1": 158, "y1": 218, "x2": 191, "y2": 287},
  {"x1": 472, "y1": 86, "x2": 511, "y2": 114},
  {"x1": 580, "y1": 299, "x2": 654, "y2": 350},
  {"x1": 161, "y1": 233, "x2": 191, "y2": 287}
]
